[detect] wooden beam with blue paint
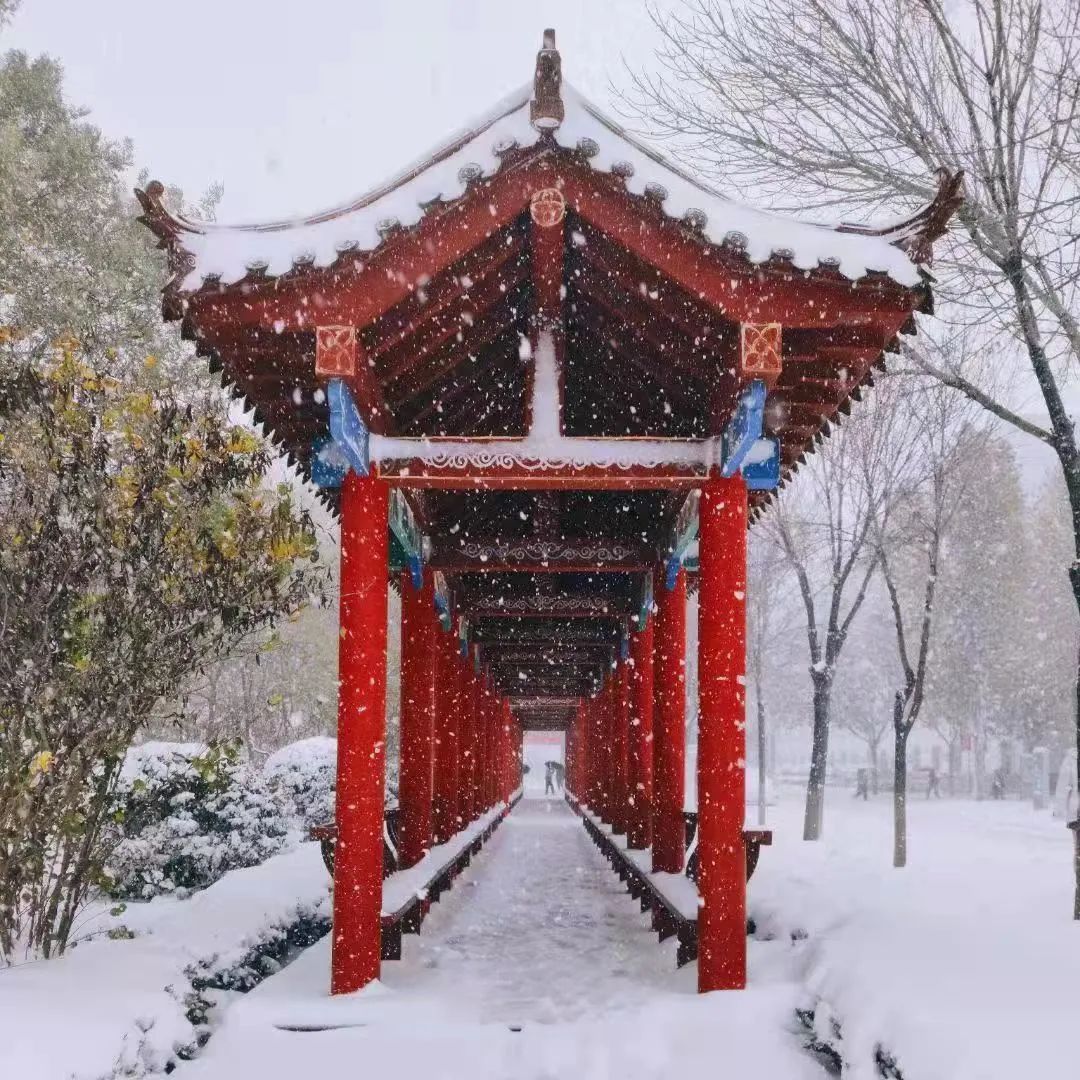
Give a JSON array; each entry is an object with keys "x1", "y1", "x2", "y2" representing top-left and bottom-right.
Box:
[
  {"x1": 433, "y1": 571, "x2": 453, "y2": 632},
  {"x1": 637, "y1": 572, "x2": 654, "y2": 630},
  {"x1": 720, "y1": 380, "x2": 767, "y2": 478},
  {"x1": 743, "y1": 437, "x2": 781, "y2": 491},
  {"x1": 322, "y1": 379, "x2": 426, "y2": 584},
  {"x1": 327, "y1": 378, "x2": 370, "y2": 476}
]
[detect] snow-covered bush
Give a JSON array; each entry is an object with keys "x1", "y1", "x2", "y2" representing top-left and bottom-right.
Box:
[
  {"x1": 106, "y1": 741, "x2": 291, "y2": 900},
  {"x1": 263, "y1": 737, "x2": 337, "y2": 827}
]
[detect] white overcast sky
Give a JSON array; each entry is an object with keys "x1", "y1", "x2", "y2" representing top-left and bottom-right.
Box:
[
  {"x1": 4, "y1": 0, "x2": 1064, "y2": 483},
  {"x1": 6, "y1": 0, "x2": 672, "y2": 221}
]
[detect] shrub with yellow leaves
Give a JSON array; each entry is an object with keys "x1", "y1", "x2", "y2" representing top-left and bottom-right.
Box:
[{"x1": 0, "y1": 341, "x2": 325, "y2": 961}]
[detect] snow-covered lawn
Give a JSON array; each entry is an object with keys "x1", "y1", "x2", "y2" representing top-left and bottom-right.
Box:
[
  {"x1": 3, "y1": 792, "x2": 1073, "y2": 1079},
  {"x1": 751, "y1": 792, "x2": 1077, "y2": 1080},
  {"x1": 178, "y1": 798, "x2": 822, "y2": 1080},
  {"x1": 0, "y1": 843, "x2": 330, "y2": 1080}
]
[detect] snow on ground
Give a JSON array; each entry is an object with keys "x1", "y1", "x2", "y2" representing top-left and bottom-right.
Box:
[
  {"x1": 181, "y1": 799, "x2": 822, "y2": 1080},
  {"x1": 0, "y1": 843, "x2": 329, "y2": 1080},
  {"x1": 6, "y1": 789, "x2": 1071, "y2": 1079},
  {"x1": 750, "y1": 791, "x2": 1078, "y2": 1080}
]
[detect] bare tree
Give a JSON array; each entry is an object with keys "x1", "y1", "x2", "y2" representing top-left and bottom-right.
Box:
[
  {"x1": 747, "y1": 537, "x2": 792, "y2": 825},
  {"x1": 633, "y1": 0, "x2": 1080, "y2": 913},
  {"x1": 763, "y1": 394, "x2": 910, "y2": 839},
  {"x1": 834, "y1": 620, "x2": 900, "y2": 793},
  {"x1": 870, "y1": 375, "x2": 986, "y2": 865}
]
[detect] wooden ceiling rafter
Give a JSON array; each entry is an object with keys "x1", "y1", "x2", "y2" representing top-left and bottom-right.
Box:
[
  {"x1": 566, "y1": 300, "x2": 708, "y2": 416},
  {"x1": 373, "y1": 243, "x2": 530, "y2": 386},
  {"x1": 362, "y1": 221, "x2": 528, "y2": 359},
  {"x1": 384, "y1": 302, "x2": 526, "y2": 410},
  {"x1": 422, "y1": 348, "x2": 527, "y2": 436},
  {"x1": 567, "y1": 220, "x2": 737, "y2": 350},
  {"x1": 400, "y1": 340, "x2": 524, "y2": 434},
  {"x1": 563, "y1": 327, "x2": 692, "y2": 438}
]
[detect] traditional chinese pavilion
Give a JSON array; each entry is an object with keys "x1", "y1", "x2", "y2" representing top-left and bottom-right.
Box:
[{"x1": 138, "y1": 32, "x2": 959, "y2": 995}]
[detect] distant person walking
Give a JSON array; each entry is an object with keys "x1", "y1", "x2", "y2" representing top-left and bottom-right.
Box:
[
  {"x1": 926, "y1": 766, "x2": 942, "y2": 799},
  {"x1": 544, "y1": 761, "x2": 556, "y2": 796},
  {"x1": 991, "y1": 768, "x2": 1006, "y2": 800},
  {"x1": 854, "y1": 768, "x2": 869, "y2": 800}
]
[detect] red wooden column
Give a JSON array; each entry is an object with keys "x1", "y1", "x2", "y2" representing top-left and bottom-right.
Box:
[
  {"x1": 473, "y1": 661, "x2": 485, "y2": 819},
  {"x1": 481, "y1": 681, "x2": 494, "y2": 810},
  {"x1": 480, "y1": 671, "x2": 492, "y2": 812},
  {"x1": 457, "y1": 656, "x2": 474, "y2": 824},
  {"x1": 332, "y1": 471, "x2": 389, "y2": 995},
  {"x1": 432, "y1": 628, "x2": 460, "y2": 844},
  {"x1": 589, "y1": 692, "x2": 605, "y2": 812},
  {"x1": 454, "y1": 641, "x2": 471, "y2": 830},
  {"x1": 611, "y1": 659, "x2": 631, "y2": 834},
  {"x1": 627, "y1": 617, "x2": 655, "y2": 850},
  {"x1": 698, "y1": 474, "x2": 749, "y2": 992},
  {"x1": 579, "y1": 702, "x2": 590, "y2": 800},
  {"x1": 565, "y1": 715, "x2": 576, "y2": 797},
  {"x1": 500, "y1": 700, "x2": 513, "y2": 802},
  {"x1": 397, "y1": 569, "x2": 435, "y2": 868},
  {"x1": 595, "y1": 678, "x2": 611, "y2": 822},
  {"x1": 652, "y1": 565, "x2": 687, "y2": 874}
]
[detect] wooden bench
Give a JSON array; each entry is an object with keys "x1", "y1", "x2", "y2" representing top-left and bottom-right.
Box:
[
  {"x1": 683, "y1": 812, "x2": 773, "y2": 884},
  {"x1": 309, "y1": 792, "x2": 521, "y2": 962},
  {"x1": 567, "y1": 796, "x2": 772, "y2": 969}
]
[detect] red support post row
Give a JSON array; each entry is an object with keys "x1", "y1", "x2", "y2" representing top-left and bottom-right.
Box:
[
  {"x1": 611, "y1": 658, "x2": 631, "y2": 834},
  {"x1": 332, "y1": 472, "x2": 389, "y2": 995},
  {"x1": 627, "y1": 616, "x2": 655, "y2": 850},
  {"x1": 653, "y1": 564, "x2": 687, "y2": 875},
  {"x1": 397, "y1": 569, "x2": 435, "y2": 869},
  {"x1": 697, "y1": 474, "x2": 749, "y2": 992},
  {"x1": 433, "y1": 625, "x2": 460, "y2": 845}
]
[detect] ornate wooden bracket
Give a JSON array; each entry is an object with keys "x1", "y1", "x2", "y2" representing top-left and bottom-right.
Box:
[
  {"x1": 739, "y1": 323, "x2": 782, "y2": 383},
  {"x1": 316, "y1": 325, "x2": 358, "y2": 378}
]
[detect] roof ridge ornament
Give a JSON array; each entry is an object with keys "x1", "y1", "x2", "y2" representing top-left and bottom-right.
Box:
[
  {"x1": 530, "y1": 28, "x2": 564, "y2": 133},
  {"x1": 837, "y1": 167, "x2": 964, "y2": 265}
]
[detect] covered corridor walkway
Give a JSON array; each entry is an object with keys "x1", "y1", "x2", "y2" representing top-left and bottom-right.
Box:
[
  {"x1": 141, "y1": 28, "x2": 957, "y2": 1003},
  {"x1": 382, "y1": 798, "x2": 678, "y2": 1023},
  {"x1": 184, "y1": 799, "x2": 826, "y2": 1080}
]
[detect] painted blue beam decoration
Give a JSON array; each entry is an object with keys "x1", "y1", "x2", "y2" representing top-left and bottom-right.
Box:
[
  {"x1": 662, "y1": 490, "x2": 699, "y2": 590},
  {"x1": 721, "y1": 379, "x2": 767, "y2": 478},
  {"x1": 637, "y1": 572, "x2": 654, "y2": 630},
  {"x1": 309, "y1": 436, "x2": 348, "y2": 489},
  {"x1": 389, "y1": 491, "x2": 425, "y2": 589},
  {"x1": 327, "y1": 378, "x2": 370, "y2": 476},
  {"x1": 433, "y1": 571, "x2": 452, "y2": 632},
  {"x1": 743, "y1": 438, "x2": 781, "y2": 491},
  {"x1": 664, "y1": 556, "x2": 682, "y2": 591}
]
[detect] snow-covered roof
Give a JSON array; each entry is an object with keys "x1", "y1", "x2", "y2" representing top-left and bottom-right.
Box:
[{"x1": 138, "y1": 48, "x2": 960, "y2": 297}]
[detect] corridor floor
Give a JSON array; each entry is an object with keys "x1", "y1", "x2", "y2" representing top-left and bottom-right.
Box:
[
  {"x1": 184, "y1": 798, "x2": 825, "y2": 1079},
  {"x1": 381, "y1": 797, "x2": 681, "y2": 1023}
]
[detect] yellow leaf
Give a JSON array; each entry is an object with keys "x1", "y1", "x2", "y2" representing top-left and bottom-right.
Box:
[{"x1": 30, "y1": 751, "x2": 54, "y2": 776}]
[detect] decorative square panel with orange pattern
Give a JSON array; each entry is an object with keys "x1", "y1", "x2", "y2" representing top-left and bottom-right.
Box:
[
  {"x1": 740, "y1": 323, "x2": 782, "y2": 379},
  {"x1": 315, "y1": 326, "x2": 357, "y2": 378}
]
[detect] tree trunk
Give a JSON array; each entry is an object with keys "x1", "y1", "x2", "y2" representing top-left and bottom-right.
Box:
[
  {"x1": 803, "y1": 674, "x2": 832, "y2": 840},
  {"x1": 1009, "y1": 264, "x2": 1080, "y2": 917},
  {"x1": 756, "y1": 684, "x2": 768, "y2": 827},
  {"x1": 1069, "y1": 567, "x2": 1080, "y2": 919},
  {"x1": 893, "y1": 696, "x2": 909, "y2": 869}
]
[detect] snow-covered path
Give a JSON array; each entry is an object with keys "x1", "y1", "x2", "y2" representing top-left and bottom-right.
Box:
[
  {"x1": 184, "y1": 797, "x2": 823, "y2": 1080},
  {"x1": 380, "y1": 797, "x2": 680, "y2": 1022}
]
